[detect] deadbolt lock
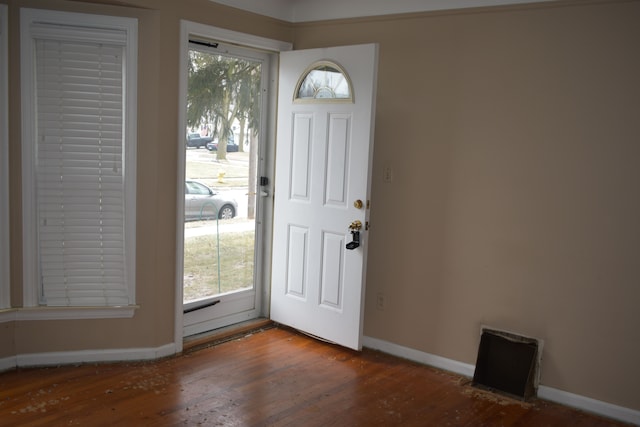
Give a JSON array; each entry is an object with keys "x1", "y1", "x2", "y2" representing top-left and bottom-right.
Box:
[{"x1": 354, "y1": 199, "x2": 363, "y2": 209}]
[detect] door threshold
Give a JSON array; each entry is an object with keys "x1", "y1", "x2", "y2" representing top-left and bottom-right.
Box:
[{"x1": 183, "y1": 318, "x2": 274, "y2": 353}]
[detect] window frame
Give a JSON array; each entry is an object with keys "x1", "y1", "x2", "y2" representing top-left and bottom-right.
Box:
[
  {"x1": 0, "y1": 4, "x2": 9, "y2": 311},
  {"x1": 19, "y1": 8, "x2": 138, "y2": 319}
]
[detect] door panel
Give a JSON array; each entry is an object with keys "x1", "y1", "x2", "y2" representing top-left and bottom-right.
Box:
[
  {"x1": 271, "y1": 44, "x2": 378, "y2": 350},
  {"x1": 291, "y1": 113, "x2": 313, "y2": 200},
  {"x1": 320, "y1": 232, "x2": 344, "y2": 309},
  {"x1": 326, "y1": 114, "x2": 351, "y2": 205},
  {"x1": 286, "y1": 225, "x2": 308, "y2": 298}
]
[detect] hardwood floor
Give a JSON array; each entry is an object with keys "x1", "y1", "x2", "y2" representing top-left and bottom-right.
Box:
[{"x1": 0, "y1": 326, "x2": 630, "y2": 426}]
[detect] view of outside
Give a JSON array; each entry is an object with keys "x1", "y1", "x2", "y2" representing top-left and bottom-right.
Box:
[{"x1": 183, "y1": 46, "x2": 262, "y2": 305}]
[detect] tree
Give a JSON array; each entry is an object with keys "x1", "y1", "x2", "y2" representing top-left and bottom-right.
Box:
[
  {"x1": 187, "y1": 50, "x2": 260, "y2": 161},
  {"x1": 235, "y1": 66, "x2": 262, "y2": 153},
  {"x1": 236, "y1": 68, "x2": 262, "y2": 219},
  {"x1": 187, "y1": 48, "x2": 263, "y2": 219}
]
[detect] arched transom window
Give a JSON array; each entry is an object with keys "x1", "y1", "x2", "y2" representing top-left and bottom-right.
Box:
[{"x1": 295, "y1": 60, "x2": 353, "y2": 102}]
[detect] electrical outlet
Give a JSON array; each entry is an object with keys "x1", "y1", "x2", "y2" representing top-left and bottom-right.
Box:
[
  {"x1": 376, "y1": 292, "x2": 386, "y2": 310},
  {"x1": 383, "y1": 165, "x2": 393, "y2": 183}
]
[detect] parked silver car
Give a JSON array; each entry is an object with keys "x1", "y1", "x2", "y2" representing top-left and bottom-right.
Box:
[{"x1": 185, "y1": 180, "x2": 237, "y2": 220}]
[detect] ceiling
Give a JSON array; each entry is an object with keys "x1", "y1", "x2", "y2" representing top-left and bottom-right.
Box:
[{"x1": 210, "y1": 0, "x2": 559, "y2": 23}]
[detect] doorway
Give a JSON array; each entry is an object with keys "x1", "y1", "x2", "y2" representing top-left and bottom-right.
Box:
[
  {"x1": 176, "y1": 23, "x2": 377, "y2": 351},
  {"x1": 177, "y1": 23, "x2": 290, "y2": 341}
]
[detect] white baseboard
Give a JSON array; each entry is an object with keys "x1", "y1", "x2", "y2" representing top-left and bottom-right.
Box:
[
  {"x1": 363, "y1": 335, "x2": 640, "y2": 426},
  {"x1": 538, "y1": 386, "x2": 640, "y2": 426},
  {"x1": 363, "y1": 335, "x2": 476, "y2": 377},
  {"x1": 0, "y1": 355, "x2": 17, "y2": 372},
  {"x1": 0, "y1": 343, "x2": 177, "y2": 372}
]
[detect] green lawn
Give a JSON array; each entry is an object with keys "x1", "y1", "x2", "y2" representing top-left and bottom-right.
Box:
[
  {"x1": 183, "y1": 151, "x2": 254, "y2": 303},
  {"x1": 183, "y1": 229, "x2": 255, "y2": 302}
]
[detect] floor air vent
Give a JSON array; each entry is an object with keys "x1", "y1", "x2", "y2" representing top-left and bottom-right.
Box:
[{"x1": 472, "y1": 328, "x2": 541, "y2": 401}]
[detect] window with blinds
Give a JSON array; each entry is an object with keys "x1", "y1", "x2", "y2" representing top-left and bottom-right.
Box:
[{"x1": 21, "y1": 9, "x2": 137, "y2": 308}]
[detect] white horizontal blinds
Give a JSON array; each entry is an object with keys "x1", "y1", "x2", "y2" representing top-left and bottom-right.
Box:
[{"x1": 34, "y1": 33, "x2": 129, "y2": 306}]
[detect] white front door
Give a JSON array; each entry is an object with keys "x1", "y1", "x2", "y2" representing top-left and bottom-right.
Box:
[{"x1": 271, "y1": 44, "x2": 378, "y2": 350}]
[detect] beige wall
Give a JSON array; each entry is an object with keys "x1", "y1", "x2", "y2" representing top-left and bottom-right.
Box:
[
  {"x1": 2, "y1": 0, "x2": 639, "y2": 413},
  {"x1": 293, "y1": 1, "x2": 640, "y2": 410}
]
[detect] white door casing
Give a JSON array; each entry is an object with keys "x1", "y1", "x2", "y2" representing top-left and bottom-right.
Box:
[{"x1": 271, "y1": 44, "x2": 378, "y2": 350}]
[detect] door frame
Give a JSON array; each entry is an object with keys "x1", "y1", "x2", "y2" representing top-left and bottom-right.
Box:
[{"x1": 175, "y1": 21, "x2": 291, "y2": 351}]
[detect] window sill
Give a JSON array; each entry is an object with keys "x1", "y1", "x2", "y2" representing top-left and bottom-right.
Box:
[{"x1": 0, "y1": 306, "x2": 139, "y2": 323}]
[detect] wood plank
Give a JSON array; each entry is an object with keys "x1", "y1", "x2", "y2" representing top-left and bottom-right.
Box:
[{"x1": 0, "y1": 327, "x2": 630, "y2": 426}]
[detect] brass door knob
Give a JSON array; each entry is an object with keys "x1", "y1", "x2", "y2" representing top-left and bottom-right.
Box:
[{"x1": 349, "y1": 220, "x2": 363, "y2": 231}]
